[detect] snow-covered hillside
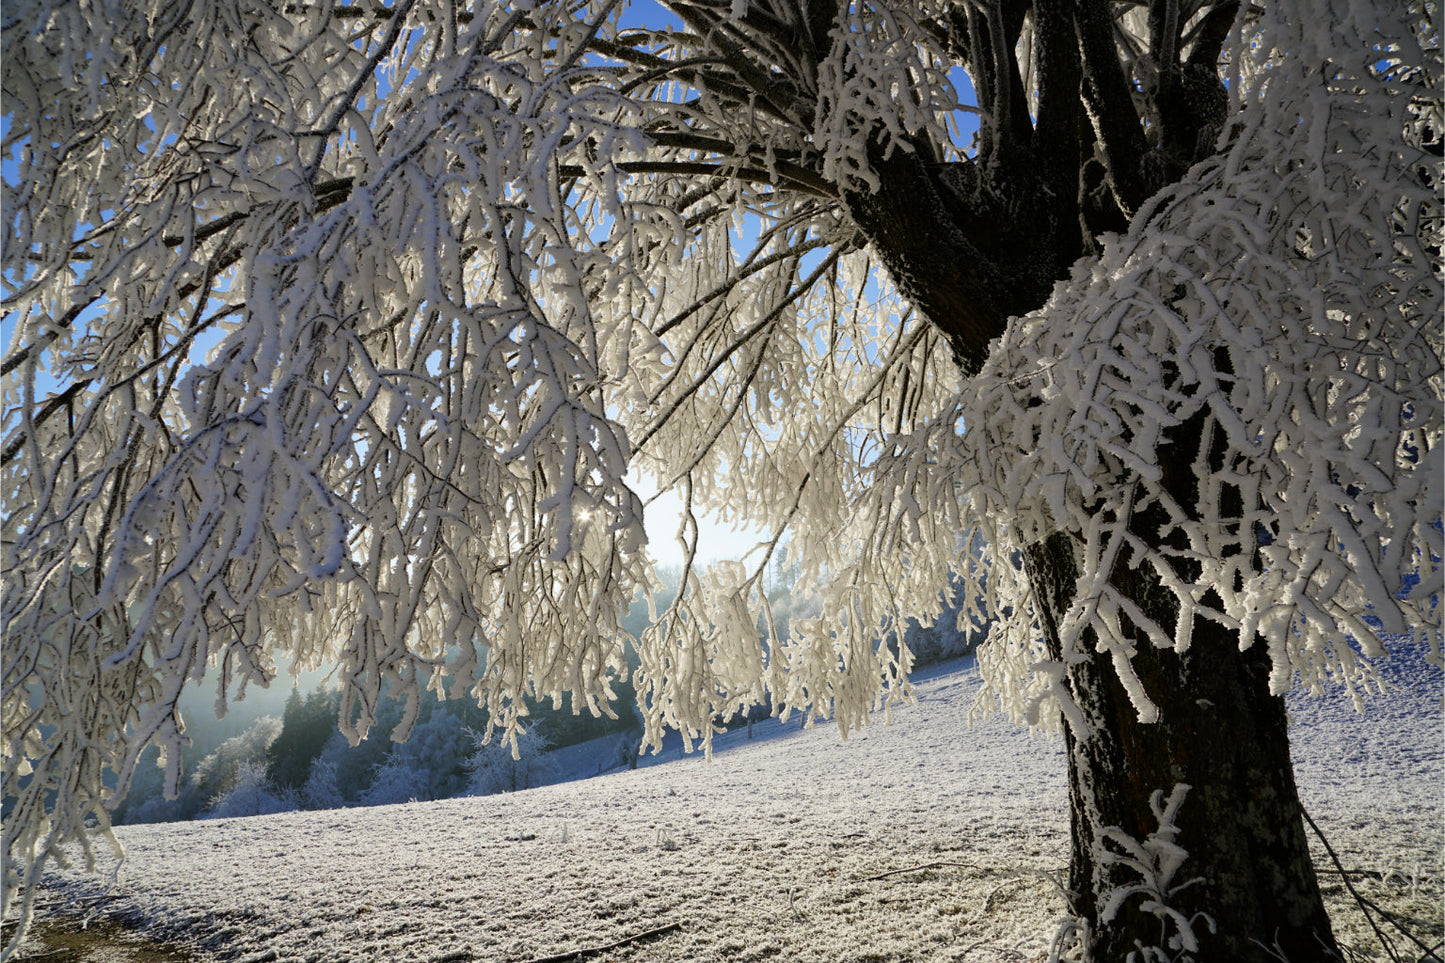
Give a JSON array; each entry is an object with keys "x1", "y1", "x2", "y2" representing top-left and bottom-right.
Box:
[{"x1": 23, "y1": 654, "x2": 1443, "y2": 962}]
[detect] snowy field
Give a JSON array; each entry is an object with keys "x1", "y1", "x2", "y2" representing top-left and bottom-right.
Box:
[{"x1": 20, "y1": 652, "x2": 1443, "y2": 963}]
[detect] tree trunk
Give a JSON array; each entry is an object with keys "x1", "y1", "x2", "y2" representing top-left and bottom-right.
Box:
[
  {"x1": 1015, "y1": 383, "x2": 1342, "y2": 960},
  {"x1": 838, "y1": 80, "x2": 1342, "y2": 962},
  {"x1": 1025, "y1": 535, "x2": 1339, "y2": 962}
]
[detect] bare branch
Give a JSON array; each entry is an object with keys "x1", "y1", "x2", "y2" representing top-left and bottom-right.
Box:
[
  {"x1": 1077, "y1": 0, "x2": 1151, "y2": 214},
  {"x1": 519, "y1": 922, "x2": 684, "y2": 963}
]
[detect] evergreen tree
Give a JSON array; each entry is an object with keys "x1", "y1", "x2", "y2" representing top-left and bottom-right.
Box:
[{"x1": 266, "y1": 687, "x2": 341, "y2": 791}]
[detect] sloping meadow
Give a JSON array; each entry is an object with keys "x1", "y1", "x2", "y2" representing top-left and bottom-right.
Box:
[{"x1": 25, "y1": 653, "x2": 1442, "y2": 962}]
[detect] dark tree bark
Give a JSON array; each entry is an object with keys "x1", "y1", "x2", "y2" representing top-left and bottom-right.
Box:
[{"x1": 1025, "y1": 527, "x2": 1338, "y2": 962}]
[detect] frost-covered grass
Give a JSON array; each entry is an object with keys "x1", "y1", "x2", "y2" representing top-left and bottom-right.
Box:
[{"x1": 25, "y1": 653, "x2": 1442, "y2": 963}]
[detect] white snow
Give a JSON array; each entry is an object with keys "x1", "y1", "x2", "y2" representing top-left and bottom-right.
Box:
[{"x1": 27, "y1": 653, "x2": 1442, "y2": 962}]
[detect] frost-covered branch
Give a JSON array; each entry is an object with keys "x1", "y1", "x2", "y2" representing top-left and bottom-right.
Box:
[{"x1": 965, "y1": 3, "x2": 1442, "y2": 725}]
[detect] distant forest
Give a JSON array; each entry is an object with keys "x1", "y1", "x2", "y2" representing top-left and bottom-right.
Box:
[{"x1": 114, "y1": 565, "x2": 982, "y2": 824}]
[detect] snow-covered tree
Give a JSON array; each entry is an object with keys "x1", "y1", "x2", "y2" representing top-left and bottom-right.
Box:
[
  {"x1": 2, "y1": 2, "x2": 1438, "y2": 959},
  {"x1": 266, "y1": 686, "x2": 338, "y2": 792},
  {"x1": 202, "y1": 759, "x2": 295, "y2": 819},
  {"x1": 188, "y1": 716, "x2": 286, "y2": 816},
  {"x1": 298, "y1": 756, "x2": 346, "y2": 812},
  {"x1": 464, "y1": 725, "x2": 552, "y2": 796},
  {"x1": 357, "y1": 752, "x2": 431, "y2": 808},
  {"x1": 377, "y1": 700, "x2": 480, "y2": 801}
]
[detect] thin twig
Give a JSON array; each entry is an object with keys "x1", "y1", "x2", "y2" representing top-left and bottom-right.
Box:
[
  {"x1": 859, "y1": 860, "x2": 979, "y2": 882},
  {"x1": 1301, "y1": 804, "x2": 1439, "y2": 962},
  {"x1": 519, "y1": 921, "x2": 683, "y2": 963},
  {"x1": 963, "y1": 876, "x2": 1030, "y2": 928},
  {"x1": 1316, "y1": 867, "x2": 1440, "y2": 887}
]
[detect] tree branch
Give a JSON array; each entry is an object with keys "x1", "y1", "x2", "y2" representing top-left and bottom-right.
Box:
[
  {"x1": 519, "y1": 921, "x2": 683, "y2": 963},
  {"x1": 1148, "y1": 0, "x2": 1183, "y2": 116},
  {"x1": 3, "y1": 172, "x2": 350, "y2": 387},
  {"x1": 558, "y1": 159, "x2": 833, "y2": 198},
  {"x1": 641, "y1": 131, "x2": 833, "y2": 196},
  {"x1": 1031, "y1": 0, "x2": 1083, "y2": 261},
  {"x1": 843, "y1": 146, "x2": 1037, "y2": 374},
  {"x1": 859, "y1": 860, "x2": 980, "y2": 882},
  {"x1": 0, "y1": 379, "x2": 90, "y2": 468},
  {"x1": 662, "y1": 2, "x2": 811, "y2": 127},
  {"x1": 1184, "y1": 0, "x2": 1242, "y2": 69},
  {"x1": 1, "y1": 299, "x2": 102, "y2": 379},
  {"x1": 1301, "y1": 805, "x2": 1439, "y2": 963},
  {"x1": 1076, "y1": 0, "x2": 1151, "y2": 215},
  {"x1": 590, "y1": 34, "x2": 800, "y2": 126},
  {"x1": 968, "y1": 0, "x2": 1032, "y2": 167}
]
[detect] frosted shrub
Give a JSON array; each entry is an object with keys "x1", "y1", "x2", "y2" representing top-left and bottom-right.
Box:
[
  {"x1": 299, "y1": 758, "x2": 345, "y2": 812},
  {"x1": 359, "y1": 754, "x2": 430, "y2": 808},
  {"x1": 203, "y1": 761, "x2": 295, "y2": 820},
  {"x1": 1095, "y1": 785, "x2": 1214, "y2": 963},
  {"x1": 188, "y1": 717, "x2": 283, "y2": 807},
  {"x1": 385, "y1": 703, "x2": 479, "y2": 801},
  {"x1": 465, "y1": 728, "x2": 551, "y2": 797}
]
